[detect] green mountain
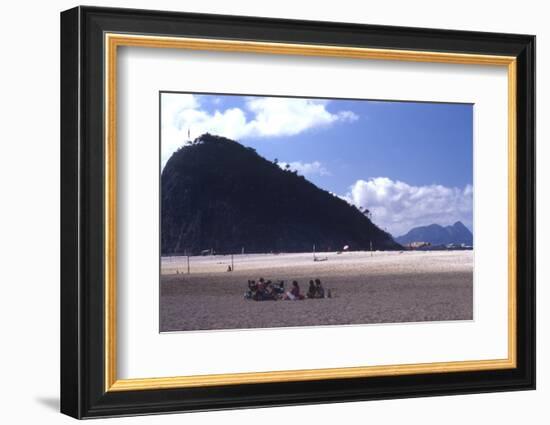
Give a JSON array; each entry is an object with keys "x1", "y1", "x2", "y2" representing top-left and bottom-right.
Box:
[{"x1": 161, "y1": 134, "x2": 400, "y2": 255}]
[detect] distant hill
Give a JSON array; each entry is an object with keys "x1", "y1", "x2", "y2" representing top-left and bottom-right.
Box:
[
  {"x1": 161, "y1": 134, "x2": 400, "y2": 255},
  {"x1": 395, "y1": 221, "x2": 473, "y2": 246}
]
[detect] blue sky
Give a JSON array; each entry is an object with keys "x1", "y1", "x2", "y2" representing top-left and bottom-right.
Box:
[{"x1": 161, "y1": 92, "x2": 473, "y2": 236}]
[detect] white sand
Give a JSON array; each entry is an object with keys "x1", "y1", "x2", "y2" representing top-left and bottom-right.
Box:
[{"x1": 160, "y1": 250, "x2": 473, "y2": 331}]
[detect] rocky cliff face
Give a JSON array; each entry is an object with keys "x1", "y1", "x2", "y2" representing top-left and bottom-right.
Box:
[{"x1": 161, "y1": 134, "x2": 400, "y2": 255}]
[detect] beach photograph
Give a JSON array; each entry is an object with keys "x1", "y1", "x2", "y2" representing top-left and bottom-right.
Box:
[{"x1": 160, "y1": 92, "x2": 474, "y2": 332}]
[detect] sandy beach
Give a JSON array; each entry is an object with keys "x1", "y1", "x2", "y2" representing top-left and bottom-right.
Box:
[{"x1": 160, "y1": 250, "x2": 473, "y2": 332}]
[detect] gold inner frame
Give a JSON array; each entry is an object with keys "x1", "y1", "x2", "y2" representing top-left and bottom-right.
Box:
[{"x1": 104, "y1": 33, "x2": 517, "y2": 392}]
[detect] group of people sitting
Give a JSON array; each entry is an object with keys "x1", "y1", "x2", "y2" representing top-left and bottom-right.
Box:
[{"x1": 244, "y1": 278, "x2": 330, "y2": 301}]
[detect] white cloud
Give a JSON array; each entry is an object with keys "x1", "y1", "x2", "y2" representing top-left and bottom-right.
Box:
[
  {"x1": 278, "y1": 161, "x2": 331, "y2": 176},
  {"x1": 343, "y1": 177, "x2": 473, "y2": 236},
  {"x1": 244, "y1": 97, "x2": 357, "y2": 137},
  {"x1": 161, "y1": 93, "x2": 358, "y2": 167}
]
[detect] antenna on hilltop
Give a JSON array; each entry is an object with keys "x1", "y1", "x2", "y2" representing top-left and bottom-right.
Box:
[{"x1": 188, "y1": 128, "x2": 191, "y2": 142}]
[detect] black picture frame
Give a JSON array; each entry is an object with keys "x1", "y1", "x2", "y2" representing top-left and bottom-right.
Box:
[{"x1": 61, "y1": 5, "x2": 535, "y2": 419}]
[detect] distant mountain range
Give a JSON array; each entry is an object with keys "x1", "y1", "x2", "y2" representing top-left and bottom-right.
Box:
[
  {"x1": 395, "y1": 221, "x2": 473, "y2": 246},
  {"x1": 161, "y1": 134, "x2": 400, "y2": 255}
]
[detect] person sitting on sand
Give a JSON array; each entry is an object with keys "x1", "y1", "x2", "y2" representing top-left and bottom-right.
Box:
[
  {"x1": 315, "y1": 278, "x2": 325, "y2": 298},
  {"x1": 256, "y1": 278, "x2": 265, "y2": 293},
  {"x1": 244, "y1": 280, "x2": 256, "y2": 299},
  {"x1": 252, "y1": 278, "x2": 276, "y2": 301},
  {"x1": 274, "y1": 281, "x2": 285, "y2": 296},
  {"x1": 264, "y1": 280, "x2": 278, "y2": 301},
  {"x1": 284, "y1": 281, "x2": 304, "y2": 300},
  {"x1": 252, "y1": 278, "x2": 265, "y2": 301},
  {"x1": 307, "y1": 280, "x2": 316, "y2": 299}
]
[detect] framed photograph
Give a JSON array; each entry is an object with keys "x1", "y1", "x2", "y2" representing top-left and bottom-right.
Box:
[{"x1": 60, "y1": 6, "x2": 535, "y2": 419}]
